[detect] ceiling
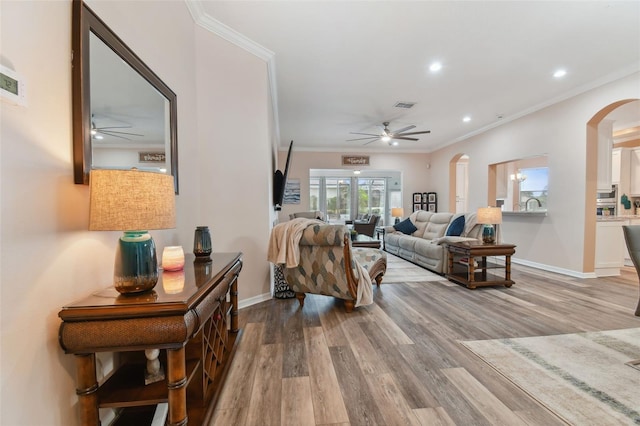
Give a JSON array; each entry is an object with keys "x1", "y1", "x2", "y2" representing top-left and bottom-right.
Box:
[{"x1": 195, "y1": 1, "x2": 640, "y2": 153}]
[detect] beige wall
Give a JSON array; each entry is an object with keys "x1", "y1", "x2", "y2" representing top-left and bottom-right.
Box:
[
  {"x1": 276, "y1": 151, "x2": 432, "y2": 223},
  {"x1": 0, "y1": 1, "x2": 271, "y2": 424},
  {"x1": 428, "y1": 72, "x2": 640, "y2": 275}
]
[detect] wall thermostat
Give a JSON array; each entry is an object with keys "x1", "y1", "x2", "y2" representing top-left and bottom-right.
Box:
[{"x1": 0, "y1": 65, "x2": 27, "y2": 107}]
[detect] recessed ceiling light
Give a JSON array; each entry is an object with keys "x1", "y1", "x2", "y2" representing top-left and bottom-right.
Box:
[
  {"x1": 429, "y1": 62, "x2": 442, "y2": 72},
  {"x1": 463, "y1": 116, "x2": 471, "y2": 123},
  {"x1": 553, "y1": 69, "x2": 567, "y2": 78},
  {"x1": 390, "y1": 141, "x2": 399, "y2": 146}
]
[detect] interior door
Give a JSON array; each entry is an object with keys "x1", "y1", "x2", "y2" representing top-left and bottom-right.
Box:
[{"x1": 456, "y1": 161, "x2": 468, "y2": 213}]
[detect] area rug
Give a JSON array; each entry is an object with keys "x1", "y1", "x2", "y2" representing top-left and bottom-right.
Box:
[
  {"x1": 462, "y1": 328, "x2": 640, "y2": 425},
  {"x1": 382, "y1": 253, "x2": 445, "y2": 283}
]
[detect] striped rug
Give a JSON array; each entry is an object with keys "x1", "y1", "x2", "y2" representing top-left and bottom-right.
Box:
[
  {"x1": 382, "y1": 253, "x2": 446, "y2": 283},
  {"x1": 462, "y1": 328, "x2": 640, "y2": 425}
]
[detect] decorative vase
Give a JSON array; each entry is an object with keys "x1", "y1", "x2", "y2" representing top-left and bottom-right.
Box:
[
  {"x1": 113, "y1": 231, "x2": 158, "y2": 294},
  {"x1": 482, "y1": 224, "x2": 496, "y2": 244},
  {"x1": 193, "y1": 226, "x2": 212, "y2": 257}
]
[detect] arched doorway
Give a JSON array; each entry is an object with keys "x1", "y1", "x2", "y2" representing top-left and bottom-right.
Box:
[
  {"x1": 449, "y1": 154, "x2": 469, "y2": 213},
  {"x1": 584, "y1": 98, "x2": 640, "y2": 273}
]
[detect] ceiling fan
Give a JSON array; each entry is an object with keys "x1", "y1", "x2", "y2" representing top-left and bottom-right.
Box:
[
  {"x1": 91, "y1": 114, "x2": 144, "y2": 141},
  {"x1": 347, "y1": 121, "x2": 431, "y2": 145}
]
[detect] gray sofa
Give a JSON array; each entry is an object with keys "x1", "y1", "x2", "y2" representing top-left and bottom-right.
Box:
[{"x1": 383, "y1": 210, "x2": 485, "y2": 274}]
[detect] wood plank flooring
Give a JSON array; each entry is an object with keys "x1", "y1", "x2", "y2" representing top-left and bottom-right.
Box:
[{"x1": 210, "y1": 260, "x2": 640, "y2": 425}]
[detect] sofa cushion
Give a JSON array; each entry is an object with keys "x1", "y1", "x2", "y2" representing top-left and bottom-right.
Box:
[
  {"x1": 410, "y1": 210, "x2": 433, "y2": 237},
  {"x1": 394, "y1": 218, "x2": 418, "y2": 234},
  {"x1": 446, "y1": 215, "x2": 465, "y2": 236},
  {"x1": 422, "y1": 213, "x2": 454, "y2": 240}
]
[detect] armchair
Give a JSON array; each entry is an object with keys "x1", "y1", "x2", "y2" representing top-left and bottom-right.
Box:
[
  {"x1": 350, "y1": 214, "x2": 380, "y2": 237},
  {"x1": 283, "y1": 224, "x2": 386, "y2": 312}
]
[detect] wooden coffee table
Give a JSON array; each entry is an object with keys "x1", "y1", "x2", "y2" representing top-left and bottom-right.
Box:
[
  {"x1": 351, "y1": 234, "x2": 381, "y2": 249},
  {"x1": 446, "y1": 241, "x2": 516, "y2": 289}
]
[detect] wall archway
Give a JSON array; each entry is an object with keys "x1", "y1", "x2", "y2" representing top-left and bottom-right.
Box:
[
  {"x1": 449, "y1": 153, "x2": 469, "y2": 213},
  {"x1": 584, "y1": 98, "x2": 639, "y2": 273}
]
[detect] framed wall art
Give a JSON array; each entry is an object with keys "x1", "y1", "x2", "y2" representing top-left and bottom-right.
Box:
[{"x1": 413, "y1": 193, "x2": 422, "y2": 203}]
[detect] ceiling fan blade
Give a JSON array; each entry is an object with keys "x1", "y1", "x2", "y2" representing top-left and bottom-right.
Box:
[
  {"x1": 363, "y1": 139, "x2": 381, "y2": 145},
  {"x1": 96, "y1": 126, "x2": 133, "y2": 130},
  {"x1": 396, "y1": 130, "x2": 431, "y2": 136},
  {"x1": 391, "y1": 136, "x2": 419, "y2": 141},
  {"x1": 391, "y1": 125, "x2": 415, "y2": 134},
  {"x1": 99, "y1": 130, "x2": 144, "y2": 137},
  {"x1": 95, "y1": 132, "x2": 132, "y2": 141},
  {"x1": 349, "y1": 132, "x2": 381, "y2": 137},
  {"x1": 347, "y1": 136, "x2": 379, "y2": 142}
]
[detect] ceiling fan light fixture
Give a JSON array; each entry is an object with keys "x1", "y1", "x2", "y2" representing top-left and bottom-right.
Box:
[
  {"x1": 429, "y1": 62, "x2": 442, "y2": 72},
  {"x1": 381, "y1": 135, "x2": 391, "y2": 142},
  {"x1": 390, "y1": 140, "x2": 399, "y2": 146}
]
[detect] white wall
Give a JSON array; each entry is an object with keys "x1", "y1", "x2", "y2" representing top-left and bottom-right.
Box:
[
  {"x1": 0, "y1": 1, "x2": 271, "y2": 424},
  {"x1": 428, "y1": 72, "x2": 640, "y2": 274},
  {"x1": 276, "y1": 151, "x2": 431, "y2": 223},
  {"x1": 194, "y1": 26, "x2": 272, "y2": 301}
]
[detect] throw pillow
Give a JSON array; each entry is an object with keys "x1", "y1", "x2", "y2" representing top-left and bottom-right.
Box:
[
  {"x1": 446, "y1": 215, "x2": 465, "y2": 236},
  {"x1": 394, "y1": 218, "x2": 418, "y2": 234}
]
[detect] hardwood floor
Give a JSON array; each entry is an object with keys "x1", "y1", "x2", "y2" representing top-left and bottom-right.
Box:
[{"x1": 210, "y1": 260, "x2": 640, "y2": 425}]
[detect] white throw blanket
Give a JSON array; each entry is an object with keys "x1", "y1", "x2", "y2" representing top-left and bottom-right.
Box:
[
  {"x1": 267, "y1": 218, "x2": 323, "y2": 267},
  {"x1": 354, "y1": 260, "x2": 373, "y2": 307}
]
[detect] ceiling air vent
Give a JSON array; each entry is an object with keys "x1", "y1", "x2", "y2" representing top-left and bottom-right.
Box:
[{"x1": 394, "y1": 102, "x2": 416, "y2": 109}]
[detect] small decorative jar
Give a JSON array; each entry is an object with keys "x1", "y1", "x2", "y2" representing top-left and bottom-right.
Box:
[
  {"x1": 162, "y1": 246, "x2": 185, "y2": 271},
  {"x1": 193, "y1": 226, "x2": 212, "y2": 257}
]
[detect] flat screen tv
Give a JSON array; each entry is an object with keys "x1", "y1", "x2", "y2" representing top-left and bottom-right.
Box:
[{"x1": 273, "y1": 140, "x2": 293, "y2": 210}]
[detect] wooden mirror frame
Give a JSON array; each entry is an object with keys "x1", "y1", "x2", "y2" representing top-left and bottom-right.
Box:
[{"x1": 72, "y1": 0, "x2": 179, "y2": 192}]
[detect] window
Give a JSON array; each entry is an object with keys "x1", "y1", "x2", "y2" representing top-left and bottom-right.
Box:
[
  {"x1": 310, "y1": 170, "x2": 401, "y2": 225},
  {"x1": 490, "y1": 155, "x2": 548, "y2": 213},
  {"x1": 518, "y1": 167, "x2": 548, "y2": 211}
]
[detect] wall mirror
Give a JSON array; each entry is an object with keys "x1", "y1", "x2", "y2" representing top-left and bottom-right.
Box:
[
  {"x1": 72, "y1": 0, "x2": 178, "y2": 192},
  {"x1": 489, "y1": 155, "x2": 548, "y2": 214}
]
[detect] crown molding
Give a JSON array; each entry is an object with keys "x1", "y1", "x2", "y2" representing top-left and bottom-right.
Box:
[{"x1": 184, "y1": 0, "x2": 281, "y2": 145}]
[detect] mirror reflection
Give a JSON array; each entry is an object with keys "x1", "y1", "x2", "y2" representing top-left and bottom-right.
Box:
[
  {"x1": 90, "y1": 33, "x2": 170, "y2": 173},
  {"x1": 72, "y1": 0, "x2": 178, "y2": 191},
  {"x1": 493, "y1": 156, "x2": 548, "y2": 213}
]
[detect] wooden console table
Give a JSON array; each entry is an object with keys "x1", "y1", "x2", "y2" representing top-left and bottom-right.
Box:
[
  {"x1": 446, "y1": 241, "x2": 516, "y2": 289},
  {"x1": 58, "y1": 252, "x2": 242, "y2": 426}
]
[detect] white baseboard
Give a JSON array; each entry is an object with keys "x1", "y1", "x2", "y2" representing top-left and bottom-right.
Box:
[
  {"x1": 512, "y1": 257, "x2": 598, "y2": 279},
  {"x1": 238, "y1": 292, "x2": 272, "y2": 309}
]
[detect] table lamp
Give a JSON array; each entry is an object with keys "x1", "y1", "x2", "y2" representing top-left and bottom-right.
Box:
[
  {"x1": 89, "y1": 169, "x2": 176, "y2": 294},
  {"x1": 391, "y1": 207, "x2": 404, "y2": 224},
  {"x1": 477, "y1": 207, "x2": 502, "y2": 244}
]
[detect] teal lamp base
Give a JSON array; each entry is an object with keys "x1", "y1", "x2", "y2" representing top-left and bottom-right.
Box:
[
  {"x1": 482, "y1": 224, "x2": 496, "y2": 244},
  {"x1": 114, "y1": 231, "x2": 159, "y2": 294}
]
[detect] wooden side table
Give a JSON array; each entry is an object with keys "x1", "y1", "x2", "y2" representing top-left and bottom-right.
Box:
[
  {"x1": 445, "y1": 241, "x2": 516, "y2": 289},
  {"x1": 375, "y1": 226, "x2": 386, "y2": 250},
  {"x1": 58, "y1": 252, "x2": 242, "y2": 426}
]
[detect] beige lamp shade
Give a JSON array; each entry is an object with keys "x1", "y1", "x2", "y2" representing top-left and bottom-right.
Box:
[
  {"x1": 477, "y1": 207, "x2": 502, "y2": 225},
  {"x1": 89, "y1": 169, "x2": 176, "y2": 231},
  {"x1": 391, "y1": 208, "x2": 404, "y2": 218}
]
